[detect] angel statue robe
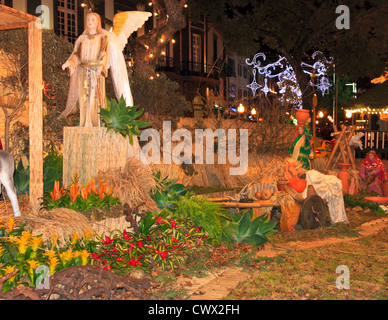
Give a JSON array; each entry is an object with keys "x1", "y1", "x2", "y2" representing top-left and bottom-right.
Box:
[{"x1": 61, "y1": 32, "x2": 109, "y2": 127}]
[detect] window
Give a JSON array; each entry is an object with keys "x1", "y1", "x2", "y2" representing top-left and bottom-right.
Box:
[
  {"x1": 229, "y1": 84, "x2": 236, "y2": 99},
  {"x1": 238, "y1": 64, "x2": 242, "y2": 77},
  {"x1": 192, "y1": 33, "x2": 202, "y2": 73},
  {"x1": 57, "y1": 0, "x2": 77, "y2": 43},
  {"x1": 243, "y1": 67, "x2": 248, "y2": 79},
  {"x1": 228, "y1": 58, "x2": 235, "y2": 77},
  {"x1": 213, "y1": 34, "x2": 218, "y2": 64}
]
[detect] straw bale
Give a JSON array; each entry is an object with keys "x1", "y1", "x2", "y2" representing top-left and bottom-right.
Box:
[
  {"x1": 94, "y1": 157, "x2": 158, "y2": 212},
  {"x1": 16, "y1": 208, "x2": 94, "y2": 244}
]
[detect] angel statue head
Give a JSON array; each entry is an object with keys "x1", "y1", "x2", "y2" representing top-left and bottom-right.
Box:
[{"x1": 85, "y1": 10, "x2": 102, "y2": 35}]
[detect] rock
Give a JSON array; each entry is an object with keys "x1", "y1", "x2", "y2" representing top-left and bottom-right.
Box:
[
  {"x1": 353, "y1": 206, "x2": 363, "y2": 213},
  {"x1": 363, "y1": 208, "x2": 371, "y2": 214}
]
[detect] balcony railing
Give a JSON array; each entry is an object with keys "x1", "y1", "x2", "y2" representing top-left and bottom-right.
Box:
[{"x1": 156, "y1": 58, "x2": 221, "y2": 79}]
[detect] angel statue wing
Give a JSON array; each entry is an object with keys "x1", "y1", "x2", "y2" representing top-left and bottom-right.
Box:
[{"x1": 107, "y1": 11, "x2": 152, "y2": 107}]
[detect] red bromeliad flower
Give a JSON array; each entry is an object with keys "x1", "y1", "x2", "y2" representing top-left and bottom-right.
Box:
[
  {"x1": 103, "y1": 236, "x2": 113, "y2": 245},
  {"x1": 123, "y1": 230, "x2": 131, "y2": 240},
  {"x1": 170, "y1": 220, "x2": 177, "y2": 230},
  {"x1": 137, "y1": 241, "x2": 143, "y2": 248},
  {"x1": 156, "y1": 249, "x2": 169, "y2": 260},
  {"x1": 155, "y1": 217, "x2": 163, "y2": 224},
  {"x1": 127, "y1": 260, "x2": 141, "y2": 267},
  {"x1": 104, "y1": 248, "x2": 119, "y2": 255},
  {"x1": 92, "y1": 253, "x2": 103, "y2": 260}
]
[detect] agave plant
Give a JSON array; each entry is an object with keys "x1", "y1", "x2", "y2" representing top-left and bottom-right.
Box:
[
  {"x1": 99, "y1": 96, "x2": 151, "y2": 144},
  {"x1": 222, "y1": 210, "x2": 278, "y2": 246}
]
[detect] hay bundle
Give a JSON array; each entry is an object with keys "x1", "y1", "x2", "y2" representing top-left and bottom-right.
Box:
[
  {"x1": 94, "y1": 157, "x2": 158, "y2": 212},
  {"x1": 17, "y1": 208, "x2": 94, "y2": 244},
  {"x1": 150, "y1": 162, "x2": 193, "y2": 186}
]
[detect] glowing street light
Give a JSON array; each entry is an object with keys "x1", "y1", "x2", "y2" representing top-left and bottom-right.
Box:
[
  {"x1": 237, "y1": 103, "x2": 245, "y2": 119},
  {"x1": 251, "y1": 108, "x2": 257, "y2": 116}
]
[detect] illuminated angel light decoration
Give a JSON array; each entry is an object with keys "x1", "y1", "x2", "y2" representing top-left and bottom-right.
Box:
[{"x1": 246, "y1": 51, "x2": 333, "y2": 108}]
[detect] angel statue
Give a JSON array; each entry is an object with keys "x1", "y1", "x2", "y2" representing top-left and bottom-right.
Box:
[{"x1": 59, "y1": 9, "x2": 152, "y2": 127}]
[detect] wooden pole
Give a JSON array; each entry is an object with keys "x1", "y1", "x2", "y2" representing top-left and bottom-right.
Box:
[
  {"x1": 28, "y1": 20, "x2": 43, "y2": 210},
  {"x1": 324, "y1": 125, "x2": 347, "y2": 172}
]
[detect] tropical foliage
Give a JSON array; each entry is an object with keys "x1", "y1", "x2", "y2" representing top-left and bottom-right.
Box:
[{"x1": 99, "y1": 96, "x2": 151, "y2": 144}]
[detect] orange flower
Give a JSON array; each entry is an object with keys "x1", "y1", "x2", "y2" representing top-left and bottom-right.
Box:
[
  {"x1": 50, "y1": 181, "x2": 66, "y2": 201},
  {"x1": 80, "y1": 186, "x2": 88, "y2": 200},
  {"x1": 89, "y1": 179, "x2": 97, "y2": 195},
  {"x1": 98, "y1": 183, "x2": 107, "y2": 200},
  {"x1": 69, "y1": 183, "x2": 80, "y2": 202}
]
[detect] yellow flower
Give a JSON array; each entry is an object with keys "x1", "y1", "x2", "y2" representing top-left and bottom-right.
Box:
[
  {"x1": 48, "y1": 256, "x2": 59, "y2": 275},
  {"x1": 51, "y1": 234, "x2": 58, "y2": 248},
  {"x1": 6, "y1": 218, "x2": 16, "y2": 232},
  {"x1": 83, "y1": 229, "x2": 94, "y2": 241},
  {"x1": 71, "y1": 232, "x2": 81, "y2": 245},
  {"x1": 7, "y1": 235, "x2": 18, "y2": 244},
  {"x1": 17, "y1": 237, "x2": 29, "y2": 255},
  {"x1": 80, "y1": 250, "x2": 90, "y2": 266},
  {"x1": 27, "y1": 260, "x2": 40, "y2": 275},
  {"x1": 3, "y1": 265, "x2": 18, "y2": 282},
  {"x1": 59, "y1": 249, "x2": 74, "y2": 263},
  {"x1": 44, "y1": 250, "x2": 57, "y2": 259},
  {"x1": 0, "y1": 246, "x2": 4, "y2": 257},
  {"x1": 20, "y1": 230, "x2": 32, "y2": 241},
  {"x1": 30, "y1": 237, "x2": 43, "y2": 252}
]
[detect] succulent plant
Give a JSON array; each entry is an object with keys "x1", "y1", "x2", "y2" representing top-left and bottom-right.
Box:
[{"x1": 99, "y1": 96, "x2": 151, "y2": 144}]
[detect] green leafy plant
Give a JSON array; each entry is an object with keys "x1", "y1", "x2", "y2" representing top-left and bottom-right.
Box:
[
  {"x1": 13, "y1": 161, "x2": 30, "y2": 195},
  {"x1": 43, "y1": 149, "x2": 63, "y2": 192},
  {"x1": 343, "y1": 190, "x2": 380, "y2": 211},
  {"x1": 99, "y1": 96, "x2": 151, "y2": 144},
  {"x1": 222, "y1": 210, "x2": 278, "y2": 247},
  {"x1": 151, "y1": 171, "x2": 187, "y2": 210},
  {"x1": 169, "y1": 195, "x2": 230, "y2": 243}
]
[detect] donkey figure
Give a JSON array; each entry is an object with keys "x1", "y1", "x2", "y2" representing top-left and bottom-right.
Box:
[{"x1": 0, "y1": 150, "x2": 21, "y2": 217}]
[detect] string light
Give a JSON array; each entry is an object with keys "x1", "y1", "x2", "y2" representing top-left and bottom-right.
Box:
[
  {"x1": 171, "y1": 39, "x2": 176, "y2": 44},
  {"x1": 148, "y1": 1, "x2": 153, "y2": 6},
  {"x1": 184, "y1": 4, "x2": 188, "y2": 8}
]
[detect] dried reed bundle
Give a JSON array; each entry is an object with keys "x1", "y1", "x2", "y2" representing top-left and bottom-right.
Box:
[
  {"x1": 94, "y1": 157, "x2": 158, "y2": 212},
  {"x1": 150, "y1": 162, "x2": 193, "y2": 186},
  {"x1": 16, "y1": 208, "x2": 94, "y2": 244}
]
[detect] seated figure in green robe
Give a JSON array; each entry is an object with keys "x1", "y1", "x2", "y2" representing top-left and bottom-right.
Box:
[{"x1": 288, "y1": 120, "x2": 313, "y2": 170}]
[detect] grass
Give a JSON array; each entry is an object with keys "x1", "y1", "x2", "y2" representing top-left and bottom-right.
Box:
[
  {"x1": 153, "y1": 205, "x2": 387, "y2": 300},
  {"x1": 225, "y1": 229, "x2": 388, "y2": 300}
]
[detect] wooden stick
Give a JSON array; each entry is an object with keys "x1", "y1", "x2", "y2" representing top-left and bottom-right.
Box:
[
  {"x1": 344, "y1": 126, "x2": 357, "y2": 171},
  {"x1": 219, "y1": 201, "x2": 280, "y2": 208},
  {"x1": 334, "y1": 125, "x2": 348, "y2": 164},
  {"x1": 324, "y1": 126, "x2": 347, "y2": 172}
]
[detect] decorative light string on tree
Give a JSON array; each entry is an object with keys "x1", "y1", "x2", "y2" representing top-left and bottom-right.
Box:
[
  {"x1": 345, "y1": 107, "x2": 388, "y2": 115},
  {"x1": 246, "y1": 51, "x2": 333, "y2": 109}
]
